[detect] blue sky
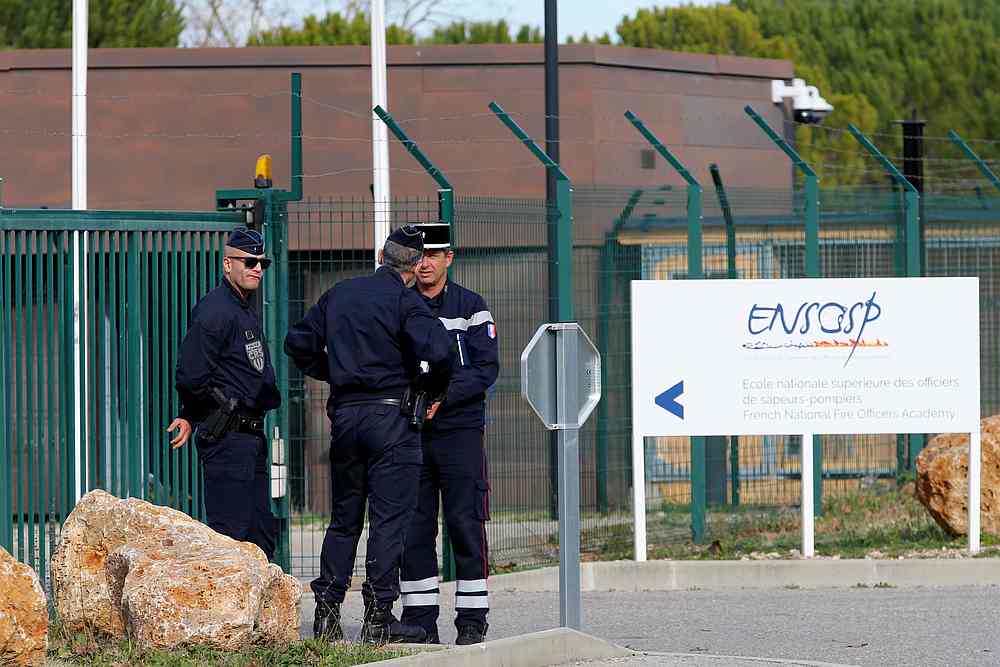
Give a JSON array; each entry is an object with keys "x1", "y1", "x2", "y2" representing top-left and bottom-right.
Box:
[
  {"x1": 448, "y1": 0, "x2": 717, "y2": 41},
  {"x1": 282, "y1": 1, "x2": 720, "y2": 41}
]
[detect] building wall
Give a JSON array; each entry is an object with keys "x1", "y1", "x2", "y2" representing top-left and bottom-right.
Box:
[{"x1": 0, "y1": 45, "x2": 794, "y2": 210}]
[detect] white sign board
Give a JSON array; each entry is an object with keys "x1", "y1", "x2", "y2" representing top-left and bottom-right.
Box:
[
  {"x1": 632, "y1": 277, "x2": 980, "y2": 436},
  {"x1": 630, "y1": 277, "x2": 982, "y2": 558}
]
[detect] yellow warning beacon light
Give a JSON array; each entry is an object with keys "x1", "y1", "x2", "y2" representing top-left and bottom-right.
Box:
[{"x1": 254, "y1": 154, "x2": 273, "y2": 189}]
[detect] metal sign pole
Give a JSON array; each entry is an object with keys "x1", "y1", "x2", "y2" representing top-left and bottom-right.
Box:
[
  {"x1": 555, "y1": 325, "x2": 581, "y2": 629},
  {"x1": 521, "y1": 321, "x2": 600, "y2": 632}
]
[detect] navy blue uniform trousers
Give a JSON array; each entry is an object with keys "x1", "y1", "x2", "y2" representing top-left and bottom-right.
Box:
[
  {"x1": 311, "y1": 403, "x2": 423, "y2": 605},
  {"x1": 401, "y1": 427, "x2": 489, "y2": 633},
  {"x1": 196, "y1": 428, "x2": 276, "y2": 559}
]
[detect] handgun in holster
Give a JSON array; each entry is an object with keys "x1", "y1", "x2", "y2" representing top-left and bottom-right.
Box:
[
  {"x1": 198, "y1": 388, "x2": 240, "y2": 444},
  {"x1": 401, "y1": 361, "x2": 448, "y2": 431}
]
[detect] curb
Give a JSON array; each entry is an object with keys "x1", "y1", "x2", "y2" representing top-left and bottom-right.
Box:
[
  {"x1": 639, "y1": 652, "x2": 859, "y2": 666},
  {"x1": 489, "y1": 557, "x2": 1000, "y2": 592},
  {"x1": 377, "y1": 627, "x2": 634, "y2": 666}
]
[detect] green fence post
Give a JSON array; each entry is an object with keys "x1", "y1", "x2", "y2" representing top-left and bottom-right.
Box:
[
  {"x1": 213, "y1": 71, "x2": 305, "y2": 569},
  {"x1": 374, "y1": 103, "x2": 459, "y2": 581},
  {"x1": 744, "y1": 106, "x2": 819, "y2": 275},
  {"x1": 490, "y1": 100, "x2": 574, "y2": 527},
  {"x1": 289, "y1": 74, "x2": 303, "y2": 202},
  {"x1": 596, "y1": 233, "x2": 614, "y2": 515},
  {"x1": 258, "y1": 191, "x2": 285, "y2": 570},
  {"x1": 949, "y1": 130, "x2": 1000, "y2": 194},
  {"x1": 847, "y1": 123, "x2": 924, "y2": 465},
  {"x1": 0, "y1": 228, "x2": 8, "y2": 554},
  {"x1": 489, "y1": 101, "x2": 574, "y2": 321},
  {"x1": 623, "y1": 110, "x2": 707, "y2": 543},
  {"x1": 709, "y1": 165, "x2": 737, "y2": 280},
  {"x1": 745, "y1": 105, "x2": 823, "y2": 513},
  {"x1": 708, "y1": 165, "x2": 741, "y2": 507},
  {"x1": 595, "y1": 191, "x2": 643, "y2": 514},
  {"x1": 260, "y1": 72, "x2": 304, "y2": 571}
]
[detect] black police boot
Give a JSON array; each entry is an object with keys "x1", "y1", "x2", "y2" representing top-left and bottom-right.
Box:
[
  {"x1": 313, "y1": 599, "x2": 343, "y2": 641},
  {"x1": 455, "y1": 622, "x2": 488, "y2": 646},
  {"x1": 361, "y1": 601, "x2": 428, "y2": 645},
  {"x1": 361, "y1": 580, "x2": 376, "y2": 624}
]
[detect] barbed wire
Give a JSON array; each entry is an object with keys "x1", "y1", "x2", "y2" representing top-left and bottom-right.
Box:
[
  {"x1": 298, "y1": 162, "x2": 546, "y2": 179},
  {"x1": 786, "y1": 118, "x2": 1000, "y2": 147},
  {"x1": 4, "y1": 83, "x2": 1000, "y2": 149}
]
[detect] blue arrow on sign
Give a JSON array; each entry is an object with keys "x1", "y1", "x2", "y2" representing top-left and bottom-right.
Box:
[{"x1": 655, "y1": 381, "x2": 684, "y2": 419}]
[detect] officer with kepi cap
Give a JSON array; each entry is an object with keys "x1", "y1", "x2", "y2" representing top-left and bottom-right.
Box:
[{"x1": 284, "y1": 224, "x2": 453, "y2": 644}]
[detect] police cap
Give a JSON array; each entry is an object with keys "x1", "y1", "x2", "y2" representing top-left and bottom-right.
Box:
[
  {"x1": 227, "y1": 226, "x2": 265, "y2": 255},
  {"x1": 386, "y1": 225, "x2": 424, "y2": 252},
  {"x1": 414, "y1": 223, "x2": 450, "y2": 250}
]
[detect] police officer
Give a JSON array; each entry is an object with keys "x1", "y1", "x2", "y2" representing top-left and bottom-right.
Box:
[
  {"x1": 284, "y1": 225, "x2": 452, "y2": 645},
  {"x1": 167, "y1": 226, "x2": 281, "y2": 559},
  {"x1": 400, "y1": 222, "x2": 499, "y2": 645}
]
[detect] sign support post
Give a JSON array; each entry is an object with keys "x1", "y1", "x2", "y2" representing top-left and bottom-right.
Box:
[{"x1": 522, "y1": 322, "x2": 601, "y2": 630}]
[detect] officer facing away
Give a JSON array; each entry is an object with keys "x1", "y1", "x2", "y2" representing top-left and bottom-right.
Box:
[
  {"x1": 167, "y1": 226, "x2": 281, "y2": 559},
  {"x1": 284, "y1": 225, "x2": 453, "y2": 645},
  {"x1": 400, "y1": 222, "x2": 499, "y2": 645}
]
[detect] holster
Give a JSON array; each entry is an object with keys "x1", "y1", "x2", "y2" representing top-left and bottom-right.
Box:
[
  {"x1": 401, "y1": 386, "x2": 428, "y2": 430},
  {"x1": 198, "y1": 388, "x2": 240, "y2": 444}
]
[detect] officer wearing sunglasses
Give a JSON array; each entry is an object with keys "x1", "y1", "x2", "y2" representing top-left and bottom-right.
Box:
[{"x1": 167, "y1": 226, "x2": 282, "y2": 559}]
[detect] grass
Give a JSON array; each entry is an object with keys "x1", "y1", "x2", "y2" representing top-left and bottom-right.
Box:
[
  {"x1": 567, "y1": 479, "x2": 1000, "y2": 561},
  {"x1": 48, "y1": 625, "x2": 410, "y2": 667}
]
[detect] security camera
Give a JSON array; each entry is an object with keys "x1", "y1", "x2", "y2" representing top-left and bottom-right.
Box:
[{"x1": 772, "y1": 78, "x2": 834, "y2": 124}]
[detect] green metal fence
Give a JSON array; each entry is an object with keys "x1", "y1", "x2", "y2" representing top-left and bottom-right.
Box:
[
  {"x1": 280, "y1": 184, "x2": 1000, "y2": 576},
  {"x1": 0, "y1": 209, "x2": 243, "y2": 582},
  {"x1": 6, "y1": 186, "x2": 1000, "y2": 582}
]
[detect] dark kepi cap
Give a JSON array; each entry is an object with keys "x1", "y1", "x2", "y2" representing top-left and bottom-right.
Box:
[
  {"x1": 414, "y1": 223, "x2": 451, "y2": 250},
  {"x1": 227, "y1": 226, "x2": 265, "y2": 255},
  {"x1": 386, "y1": 224, "x2": 424, "y2": 252}
]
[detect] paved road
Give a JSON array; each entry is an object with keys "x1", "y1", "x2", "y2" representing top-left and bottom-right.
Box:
[{"x1": 301, "y1": 585, "x2": 1000, "y2": 666}]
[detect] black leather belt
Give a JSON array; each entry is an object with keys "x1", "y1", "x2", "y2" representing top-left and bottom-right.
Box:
[
  {"x1": 334, "y1": 398, "x2": 401, "y2": 409},
  {"x1": 235, "y1": 415, "x2": 265, "y2": 434}
]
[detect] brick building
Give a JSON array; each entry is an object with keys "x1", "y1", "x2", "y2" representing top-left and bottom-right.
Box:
[{"x1": 0, "y1": 44, "x2": 793, "y2": 209}]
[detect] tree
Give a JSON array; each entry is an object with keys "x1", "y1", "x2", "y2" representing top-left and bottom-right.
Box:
[
  {"x1": 248, "y1": 10, "x2": 415, "y2": 46},
  {"x1": 251, "y1": 13, "x2": 542, "y2": 47},
  {"x1": 567, "y1": 32, "x2": 612, "y2": 45},
  {"x1": 425, "y1": 20, "x2": 541, "y2": 44},
  {"x1": 340, "y1": 0, "x2": 465, "y2": 33},
  {"x1": 0, "y1": 0, "x2": 184, "y2": 48},
  {"x1": 616, "y1": 1, "x2": 1000, "y2": 186},
  {"x1": 183, "y1": 0, "x2": 282, "y2": 47}
]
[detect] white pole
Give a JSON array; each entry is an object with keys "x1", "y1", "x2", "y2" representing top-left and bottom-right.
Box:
[
  {"x1": 801, "y1": 433, "x2": 814, "y2": 557},
  {"x1": 969, "y1": 427, "x2": 981, "y2": 554},
  {"x1": 371, "y1": 0, "x2": 391, "y2": 270},
  {"x1": 632, "y1": 432, "x2": 647, "y2": 561},
  {"x1": 72, "y1": 0, "x2": 88, "y2": 502},
  {"x1": 629, "y1": 291, "x2": 647, "y2": 561}
]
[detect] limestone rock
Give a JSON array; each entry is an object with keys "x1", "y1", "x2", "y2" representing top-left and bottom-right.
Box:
[
  {"x1": 50, "y1": 489, "x2": 300, "y2": 649},
  {"x1": 106, "y1": 539, "x2": 271, "y2": 650},
  {"x1": 254, "y1": 565, "x2": 303, "y2": 644},
  {"x1": 0, "y1": 545, "x2": 48, "y2": 666},
  {"x1": 51, "y1": 489, "x2": 264, "y2": 636},
  {"x1": 915, "y1": 415, "x2": 1000, "y2": 536}
]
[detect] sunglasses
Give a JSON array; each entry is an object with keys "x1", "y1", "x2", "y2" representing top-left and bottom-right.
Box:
[{"x1": 226, "y1": 256, "x2": 272, "y2": 270}]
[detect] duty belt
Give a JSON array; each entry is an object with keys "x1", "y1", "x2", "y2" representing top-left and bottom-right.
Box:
[
  {"x1": 235, "y1": 414, "x2": 265, "y2": 434},
  {"x1": 334, "y1": 398, "x2": 402, "y2": 409}
]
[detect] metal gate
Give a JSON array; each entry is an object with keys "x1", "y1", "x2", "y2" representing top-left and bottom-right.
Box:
[{"x1": 0, "y1": 208, "x2": 243, "y2": 582}]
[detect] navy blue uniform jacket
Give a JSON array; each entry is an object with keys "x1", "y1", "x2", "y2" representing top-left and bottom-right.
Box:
[
  {"x1": 421, "y1": 281, "x2": 499, "y2": 433},
  {"x1": 283, "y1": 266, "x2": 452, "y2": 416},
  {"x1": 175, "y1": 279, "x2": 281, "y2": 422}
]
